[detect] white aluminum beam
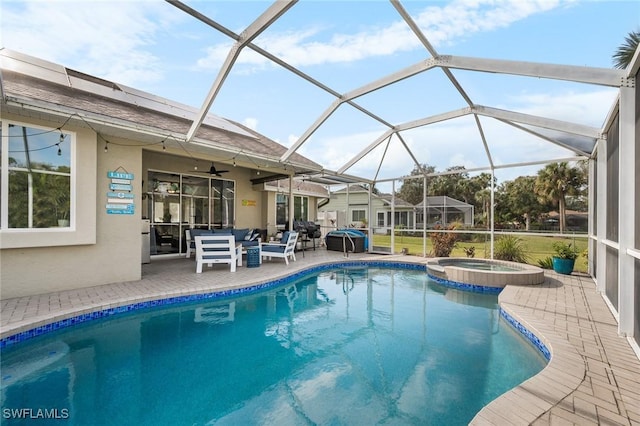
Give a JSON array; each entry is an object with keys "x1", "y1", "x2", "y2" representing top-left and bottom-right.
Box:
[
  {"x1": 473, "y1": 105, "x2": 602, "y2": 138},
  {"x1": 373, "y1": 156, "x2": 587, "y2": 184},
  {"x1": 337, "y1": 129, "x2": 394, "y2": 174},
  {"x1": 436, "y1": 55, "x2": 626, "y2": 88},
  {"x1": 185, "y1": 1, "x2": 296, "y2": 142},
  {"x1": 373, "y1": 136, "x2": 392, "y2": 182},
  {"x1": 337, "y1": 108, "x2": 470, "y2": 175},
  {"x1": 281, "y1": 99, "x2": 342, "y2": 162},
  {"x1": 342, "y1": 60, "x2": 436, "y2": 102},
  {"x1": 497, "y1": 118, "x2": 592, "y2": 156},
  {"x1": 391, "y1": 1, "x2": 475, "y2": 107},
  {"x1": 396, "y1": 107, "x2": 471, "y2": 132},
  {"x1": 473, "y1": 115, "x2": 495, "y2": 169},
  {"x1": 396, "y1": 132, "x2": 424, "y2": 174}
]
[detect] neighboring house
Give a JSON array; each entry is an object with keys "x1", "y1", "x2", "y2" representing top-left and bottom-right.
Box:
[
  {"x1": 543, "y1": 210, "x2": 588, "y2": 232},
  {"x1": 317, "y1": 184, "x2": 412, "y2": 233},
  {"x1": 415, "y1": 196, "x2": 474, "y2": 228},
  {"x1": 0, "y1": 49, "x2": 323, "y2": 299},
  {"x1": 318, "y1": 185, "x2": 474, "y2": 233}
]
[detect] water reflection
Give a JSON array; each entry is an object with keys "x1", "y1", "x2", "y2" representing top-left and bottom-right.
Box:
[{"x1": 1, "y1": 268, "x2": 545, "y2": 425}]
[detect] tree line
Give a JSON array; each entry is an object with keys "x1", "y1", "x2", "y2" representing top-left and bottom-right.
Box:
[{"x1": 395, "y1": 162, "x2": 587, "y2": 233}]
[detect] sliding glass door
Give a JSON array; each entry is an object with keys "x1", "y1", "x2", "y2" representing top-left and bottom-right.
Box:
[{"x1": 147, "y1": 171, "x2": 235, "y2": 255}]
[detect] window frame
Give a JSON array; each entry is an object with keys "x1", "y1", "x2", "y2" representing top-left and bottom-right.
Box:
[
  {"x1": 276, "y1": 194, "x2": 309, "y2": 226},
  {"x1": 1, "y1": 120, "x2": 76, "y2": 231},
  {"x1": 351, "y1": 209, "x2": 366, "y2": 222}
]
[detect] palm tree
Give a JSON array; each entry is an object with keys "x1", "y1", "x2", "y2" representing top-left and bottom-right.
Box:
[
  {"x1": 613, "y1": 30, "x2": 639, "y2": 69},
  {"x1": 534, "y1": 162, "x2": 586, "y2": 233}
]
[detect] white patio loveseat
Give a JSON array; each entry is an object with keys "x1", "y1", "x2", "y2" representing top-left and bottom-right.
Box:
[{"x1": 194, "y1": 235, "x2": 242, "y2": 273}]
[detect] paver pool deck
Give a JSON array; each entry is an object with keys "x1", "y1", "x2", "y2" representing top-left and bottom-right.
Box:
[{"x1": 1, "y1": 249, "x2": 639, "y2": 425}]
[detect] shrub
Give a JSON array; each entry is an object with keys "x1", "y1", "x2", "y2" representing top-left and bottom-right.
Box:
[
  {"x1": 494, "y1": 235, "x2": 529, "y2": 263},
  {"x1": 538, "y1": 256, "x2": 554, "y2": 269},
  {"x1": 430, "y1": 224, "x2": 458, "y2": 257},
  {"x1": 463, "y1": 246, "x2": 476, "y2": 258}
]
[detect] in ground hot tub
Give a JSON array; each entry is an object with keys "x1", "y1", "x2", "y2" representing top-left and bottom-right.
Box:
[{"x1": 426, "y1": 257, "x2": 545, "y2": 291}]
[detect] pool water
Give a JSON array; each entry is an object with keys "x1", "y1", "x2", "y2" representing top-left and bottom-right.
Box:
[
  {"x1": 0, "y1": 267, "x2": 546, "y2": 425},
  {"x1": 442, "y1": 260, "x2": 521, "y2": 272}
]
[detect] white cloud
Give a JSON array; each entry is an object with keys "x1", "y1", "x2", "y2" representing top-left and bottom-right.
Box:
[
  {"x1": 243, "y1": 117, "x2": 259, "y2": 130},
  {"x1": 515, "y1": 89, "x2": 619, "y2": 128},
  {"x1": 195, "y1": 0, "x2": 570, "y2": 71},
  {"x1": 0, "y1": 0, "x2": 177, "y2": 86}
]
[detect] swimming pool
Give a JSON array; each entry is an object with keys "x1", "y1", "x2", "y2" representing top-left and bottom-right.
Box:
[{"x1": 0, "y1": 266, "x2": 547, "y2": 425}]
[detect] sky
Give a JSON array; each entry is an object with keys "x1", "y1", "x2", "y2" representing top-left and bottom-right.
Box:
[{"x1": 1, "y1": 0, "x2": 638, "y2": 189}]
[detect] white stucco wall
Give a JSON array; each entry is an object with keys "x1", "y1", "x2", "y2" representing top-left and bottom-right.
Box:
[{"x1": 1, "y1": 117, "x2": 142, "y2": 299}]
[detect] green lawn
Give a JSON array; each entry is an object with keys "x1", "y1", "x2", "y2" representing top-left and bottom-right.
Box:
[{"x1": 372, "y1": 232, "x2": 589, "y2": 273}]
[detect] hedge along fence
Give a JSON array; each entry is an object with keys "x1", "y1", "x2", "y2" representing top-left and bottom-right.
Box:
[{"x1": 377, "y1": 230, "x2": 589, "y2": 273}]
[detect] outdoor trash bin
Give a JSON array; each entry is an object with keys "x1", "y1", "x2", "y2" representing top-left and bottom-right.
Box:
[{"x1": 247, "y1": 246, "x2": 261, "y2": 268}]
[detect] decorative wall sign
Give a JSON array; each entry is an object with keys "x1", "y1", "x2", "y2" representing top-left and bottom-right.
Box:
[
  {"x1": 242, "y1": 199, "x2": 257, "y2": 207},
  {"x1": 106, "y1": 170, "x2": 135, "y2": 215}
]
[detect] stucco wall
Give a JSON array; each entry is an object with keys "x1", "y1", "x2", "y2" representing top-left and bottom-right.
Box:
[{"x1": 1, "y1": 119, "x2": 142, "y2": 299}]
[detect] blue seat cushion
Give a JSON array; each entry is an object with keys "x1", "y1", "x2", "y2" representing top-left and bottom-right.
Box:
[
  {"x1": 190, "y1": 229, "x2": 214, "y2": 248},
  {"x1": 191, "y1": 229, "x2": 213, "y2": 237},
  {"x1": 262, "y1": 245, "x2": 286, "y2": 254},
  {"x1": 232, "y1": 228, "x2": 250, "y2": 242}
]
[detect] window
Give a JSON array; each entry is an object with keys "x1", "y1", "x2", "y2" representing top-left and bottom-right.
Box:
[
  {"x1": 386, "y1": 211, "x2": 413, "y2": 227},
  {"x1": 294, "y1": 196, "x2": 308, "y2": 221},
  {"x1": 211, "y1": 179, "x2": 235, "y2": 228},
  {"x1": 1, "y1": 122, "x2": 72, "y2": 229},
  {"x1": 276, "y1": 194, "x2": 309, "y2": 226},
  {"x1": 352, "y1": 209, "x2": 366, "y2": 222},
  {"x1": 276, "y1": 194, "x2": 288, "y2": 226}
]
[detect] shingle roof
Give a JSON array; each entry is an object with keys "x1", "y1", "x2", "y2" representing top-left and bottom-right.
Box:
[{"x1": 0, "y1": 51, "x2": 322, "y2": 172}]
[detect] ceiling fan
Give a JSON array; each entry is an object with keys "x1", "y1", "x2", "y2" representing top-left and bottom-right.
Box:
[{"x1": 207, "y1": 163, "x2": 229, "y2": 177}]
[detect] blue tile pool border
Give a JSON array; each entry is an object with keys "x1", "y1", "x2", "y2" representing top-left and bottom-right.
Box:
[
  {"x1": 499, "y1": 308, "x2": 551, "y2": 361},
  {"x1": 1, "y1": 259, "x2": 550, "y2": 362},
  {"x1": 426, "y1": 273, "x2": 503, "y2": 295}
]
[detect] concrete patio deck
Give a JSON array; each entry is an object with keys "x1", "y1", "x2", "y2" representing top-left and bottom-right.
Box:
[{"x1": 1, "y1": 249, "x2": 639, "y2": 425}]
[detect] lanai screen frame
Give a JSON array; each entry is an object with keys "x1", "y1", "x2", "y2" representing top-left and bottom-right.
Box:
[{"x1": 167, "y1": 0, "x2": 631, "y2": 258}]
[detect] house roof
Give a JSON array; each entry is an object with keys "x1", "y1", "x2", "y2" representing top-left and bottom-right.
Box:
[
  {"x1": 415, "y1": 196, "x2": 474, "y2": 209},
  {"x1": 0, "y1": 49, "x2": 322, "y2": 175},
  {"x1": 331, "y1": 184, "x2": 415, "y2": 208}
]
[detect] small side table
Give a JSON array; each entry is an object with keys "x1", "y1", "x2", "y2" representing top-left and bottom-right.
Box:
[{"x1": 246, "y1": 246, "x2": 261, "y2": 268}]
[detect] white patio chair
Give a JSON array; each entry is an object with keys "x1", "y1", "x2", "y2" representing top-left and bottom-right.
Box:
[
  {"x1": 260, "y1": 231, "x2": 298, "y2": 265},
  {"x1": 195, "y1": 235, "x2": 240, "y2": 273}
]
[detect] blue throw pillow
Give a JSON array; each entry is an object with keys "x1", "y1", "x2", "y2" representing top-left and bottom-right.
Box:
[{"x1": 281, "y1": 231, "x2": 290, "y2": 244}]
